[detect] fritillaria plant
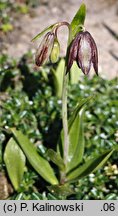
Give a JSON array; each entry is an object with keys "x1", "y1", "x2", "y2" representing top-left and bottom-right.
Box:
[
  {"x1": 3, "y1": 4, "x2": 117, "y2": 198},
  {"x1": 32, "y1": 4, "x2": 99, "y2": 182}
]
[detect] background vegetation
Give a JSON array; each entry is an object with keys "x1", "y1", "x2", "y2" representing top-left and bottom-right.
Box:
[{"x1": 0, "y1": 52, "x2": 118, "y2": 199}]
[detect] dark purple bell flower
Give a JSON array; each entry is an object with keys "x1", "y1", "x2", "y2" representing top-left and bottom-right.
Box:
[
  {"x1": 67, "y1": 31, "x2": 98, "y2": 75},
  {"x1": 35, "y1": 32, "x2": 55, "y2": 67}
]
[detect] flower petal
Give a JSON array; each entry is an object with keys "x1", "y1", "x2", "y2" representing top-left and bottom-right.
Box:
[
  {"x1": 67, "y1": 33, "x2": 82, "y2": 72},
  {"x1": 77, "y1": 31, "x2": 92, "y2": 75},
  {"x1": 89, "y1": 36, "x2": 98, "y2": 75},
  {"x1": 85, "y1": 31, "x2": 98, "y2": 75},
  {"x1": 35, "y1": 32, "x2": 54, "y2": 66}
]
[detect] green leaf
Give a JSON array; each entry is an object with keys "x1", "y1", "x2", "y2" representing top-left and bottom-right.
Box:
[
  {"x1": 4, "y1": 138, "x2": 26, "y2": 191},
  {"x1": 31, "y1": 192, "x2": 43, "y2": 200},
  {"x1": 66, "y1": 96, "x2": 94, "y2": 171},
  {"x1": 69, "y1": 62, "x2": 81, "y2": 85},
  {"x1": 46, "y1": 149, "x2": 65, "y2": 171},
  {"x1": 15, "y1": 193, "x2": 24, "y2": 200},
  {"x1": 105, "y1": 193, "x2": 117, "y2": 200},
  {"x1": 68, "y1": 96, "x2": 93, "y2": 128},
  {"x1": 71, "y1": 3, "x2": 86, "y2": 37},
  {"x1": 67, "y1": 106, "x2": 85, "y2": 172},
  {"x1": 47, "y1": 193, "x2": 57, "y2": 200},
  {"x1": 11, "y1": 128, "x2": 58, "y2": 185},
  {"x1": 31, "y1": 23, "x2": 56, "y2": 42},
  {"x1": 67, "y1": 149, "x2": 114, "y2": 182},
  {"x1": 113, "y1": 145, "x2": 118, "y2": 151},
  {"x1": 58, "y1": 96, "x2": 93, "y2": 161},
  {"x1": 52, "y1": 59, "x2": 65, "y2": 98}
]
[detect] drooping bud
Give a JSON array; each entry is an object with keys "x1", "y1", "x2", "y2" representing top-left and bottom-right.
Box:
[
  {"x1": 67, "y1": 31, "x2": 98, "y2": 75},
  {"x1": 50, "y1": 38, "x2": 60, "y2": 63},
  {"x1": 35, "y1": 32, "x2": 55, "y2": 67}
]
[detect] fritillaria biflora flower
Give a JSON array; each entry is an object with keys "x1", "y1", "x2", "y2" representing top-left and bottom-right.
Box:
[
  {"x1": 67, "y1": 31, "x2": 98, "y2": 75},
  {"x1": 35, "y1": 32, "x2": 55, "y2": 67},
  {"x1": 34, "y1": 21, "x2": 70, "y2": 67}
]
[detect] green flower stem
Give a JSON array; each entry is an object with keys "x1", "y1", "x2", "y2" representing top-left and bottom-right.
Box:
[
  {"x1": 62, "y1": 70, "x2": 69, "y2": 166},
  {"x1": 61, "y1": 25, "x2": 72, "y2": 183}
]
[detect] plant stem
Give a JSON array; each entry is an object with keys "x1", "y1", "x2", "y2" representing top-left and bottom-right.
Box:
[
  {"x1": 61, "y1": 25, "x2": 72, "y2": 183},
  {"x1": 62, "y1": 69, "x2": 69, "y2": 166},
  {"x1": 60, "y1": 69, "x2": 69, "y2": 184}
]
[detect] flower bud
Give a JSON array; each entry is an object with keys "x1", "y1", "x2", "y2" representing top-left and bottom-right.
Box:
[
  {"x1": 50, "y1": 38, "x2": 60, "y2": 63},
  {"x1": 35, "y1": 32, "x2": 55, "y2": 67},
  {"x1": 67, "y1": 31, "x2": 98, "y2": 75}
]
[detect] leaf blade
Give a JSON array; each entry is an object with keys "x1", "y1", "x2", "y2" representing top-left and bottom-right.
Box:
[
  {"x1": 67, "y1": 149, "x2": 114, "y2": 182},
  {"x1": 4, "y1": 138, "x2": 26, "y2": 190},
  {"x1": 67, "y1": 106, "x2": 85, "y2": 172},
  {"x1": 11, "y1": 128, "x2": 58, "y2": 185},
  {"x1": 58, "y1": 96, "x2": 93, "y2": 165},
  {"x1": 52, "y1": 59, "x2": 65, "y2": 98},
  {"x1": 70, "y1": 62, "x2": 81, "y2": 85},
  {"x1": 71, "y1": 3, "x2": 86, "y2": 37},
  {"x1": 68, "y1": 96, "x2": 93, "y2": 128},
  {"x1": 31, "y1": 24, "x2": 56, "y2": 42}
]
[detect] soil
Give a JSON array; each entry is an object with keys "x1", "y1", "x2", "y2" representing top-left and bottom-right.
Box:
[{"x1": 1, "y1": 0, "x2": 118, "y2": 79}]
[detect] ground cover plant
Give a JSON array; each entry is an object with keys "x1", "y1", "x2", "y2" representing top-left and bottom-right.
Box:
[{"x1": 0, "y1": 3, "x2": 118, "y2": 200}]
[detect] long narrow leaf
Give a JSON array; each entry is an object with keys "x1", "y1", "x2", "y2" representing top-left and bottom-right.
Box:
[
  {"x1": 58, "y1": 96, "x2": 93, "y2": 162},
  {"x1": 67, "y1": 149, "x2": 114, "y2": 182},
  {"x1": 31, "y1": 23, "x2": 57, "y2": 42},
  {"x1": 67, "y1": 106, "x2": 85, "y2": 172},
  {"x1": 4, "y1": 138, "x2": 26, "y2": 190},
  {"x1": 68, "y1": 96, "x2": 93, "y2": 128},
  {"x1": 70, "y1": 62, "x2": 81, "y2": 85},
  {"x1": 52, "y1": 59, "x2": 65, "y2": 98},
  {"x1": 71, "y1": 3, "x2": 86, "y2": 38},
  {"x1": 11, "y1": 128, "x2": 58, "y2": 185}
]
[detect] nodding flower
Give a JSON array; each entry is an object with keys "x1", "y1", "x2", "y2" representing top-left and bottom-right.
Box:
[
  {"x1": 67, "y1": 31, "x2": 98, "y2": 75},
  {"x1": 35, "y1": 32, "x2": 55, "y2": 67}
]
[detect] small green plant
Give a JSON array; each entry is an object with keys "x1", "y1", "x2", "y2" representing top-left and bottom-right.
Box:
[{"x1": 2, "y1": 4, "x2": 118, "y2": 199}]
